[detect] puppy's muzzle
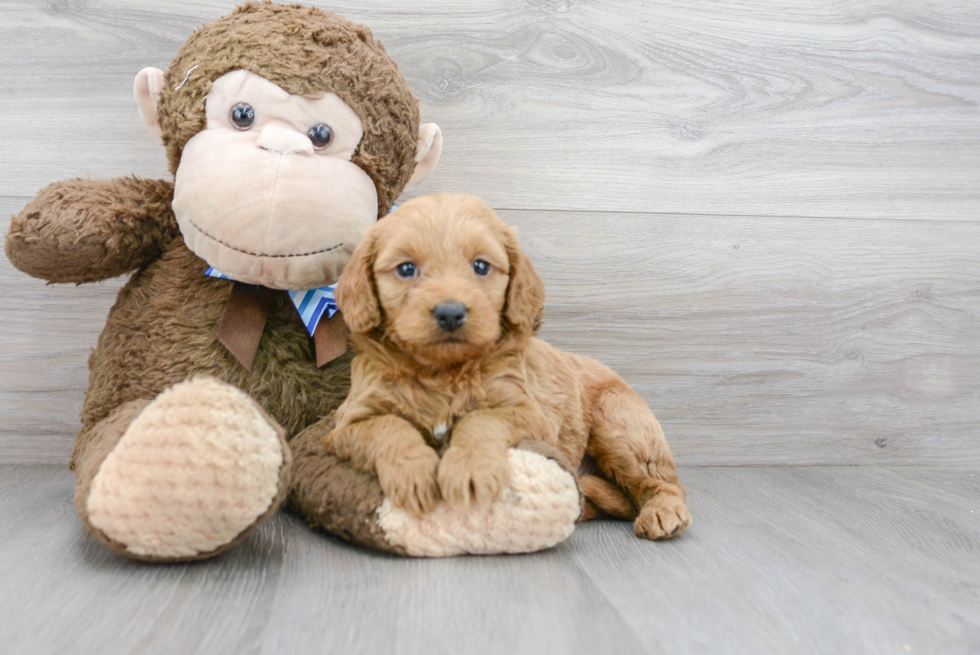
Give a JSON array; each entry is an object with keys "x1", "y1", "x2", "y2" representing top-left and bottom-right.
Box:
[{"x1": 432, "y1": 302, "x2": 467, "y2": 332}]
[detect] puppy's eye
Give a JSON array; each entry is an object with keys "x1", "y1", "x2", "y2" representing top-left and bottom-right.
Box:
[
  {"x1": 307, "y1": 123, "x2": 333, "y2": 149},
  {"x1": 473, "y1": 259, "x2": 491, "y2": 277},
  {"x1": 230, "y1": 102, "x2": 256, "y2": 130},
  {"x1": 395, "y1": 262, "x2": 417, "y2": 279}
]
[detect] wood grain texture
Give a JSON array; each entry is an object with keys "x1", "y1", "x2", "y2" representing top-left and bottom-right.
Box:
[
  {"x1": 0, "y1": 1, "x2": 979, "y2": 219},
  {"x1": 569, "y1": 465, "x2": 980, "y2": 655},
  {"x1": 2, "y1": 2, "x2": 977, "y2": 652},
  {"x1": 1, "y1": 465, "x2": 977, "y2": 655},
  {"x1": 4, "y1": 195, "x2": 978, "y2": 465},
  {"x1": 513, "y1": 209, "x2": 980, "y2": 466}
]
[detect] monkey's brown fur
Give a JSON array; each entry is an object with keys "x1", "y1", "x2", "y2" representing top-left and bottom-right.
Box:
[
  {"x1": 327, "y1": 194, "x2": 692, "y2": 539},
  {"x1": 4, "y1": 4, "x2": 427, "y2": 558}
]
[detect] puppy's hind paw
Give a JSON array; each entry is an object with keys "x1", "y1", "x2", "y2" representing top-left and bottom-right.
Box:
[
  {"x1": 634, "y1": 495, "x2": 692, "y2": 540},
  {"x1": 377, "y1": 446, "x2": 441, "y2": 516},
  {"x1": 437, "y1": 445, "x2": 510, "y2": 510}
]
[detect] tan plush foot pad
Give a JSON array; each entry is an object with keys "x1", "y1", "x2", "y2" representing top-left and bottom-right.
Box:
[
  {"x1": 377, "y1": 449, "x2": 579, "y2": 557},
  {"x1": 87, "y1": 378, "x2": 285, "y2": 559}
]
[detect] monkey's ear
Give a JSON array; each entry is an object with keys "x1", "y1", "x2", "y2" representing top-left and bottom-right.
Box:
[
  {"x1": 134, "y1": 67, "x2": 166, "y2": 139},
  {"x1": 503, "y1": 227, "x2": 546, "y2": 334},
  {"x1": 403, "y1": 124, "x2": 442, "y2": 192},
  {"x1": 335, "y1": 231, "x2": 382, "y2": 334}
]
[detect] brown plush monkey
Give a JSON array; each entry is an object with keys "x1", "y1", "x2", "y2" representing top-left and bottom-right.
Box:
[{"x1": 5, "y1": 3, "x2": 580, "y2": 560}]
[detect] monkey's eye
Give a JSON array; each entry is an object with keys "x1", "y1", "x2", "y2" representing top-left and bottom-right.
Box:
[
  {"x1": 230, "y1": 103, "x2": 256, "y2": 130},
  {"x1": 307, "y1": 124, "x2": 333, "y2": 150},
  {"x1": 473, "y1": 259, "x2": 491, "y2": 276},
  {"x1": 395, "y1": 262, "x2": 417, "y2": 279}
]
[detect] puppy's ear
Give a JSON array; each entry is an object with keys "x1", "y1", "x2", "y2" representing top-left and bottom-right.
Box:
[
  {"x1": 503, "y1": 227, "x2": 545, "y2": 334},
  {"x1": 335, "y1": 230, "x2": 382, "y2": 333}
]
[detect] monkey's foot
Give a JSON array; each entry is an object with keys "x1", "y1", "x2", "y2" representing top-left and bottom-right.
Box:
[
  {"x1": 376, "y1": 448, "x2": 579, "y2": 557},
  {"x1": 85, "y1": 377, "x2": 290, "y2": 561}
]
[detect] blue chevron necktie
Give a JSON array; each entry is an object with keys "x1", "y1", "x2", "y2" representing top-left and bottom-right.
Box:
[{"x1": 205, "y1": 267, "x2": 338, "y2": 337}]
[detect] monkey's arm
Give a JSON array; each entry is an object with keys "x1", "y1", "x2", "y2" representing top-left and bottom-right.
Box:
[{"x1": 5, "y1": 176, "x2": 179, "y2": 283}]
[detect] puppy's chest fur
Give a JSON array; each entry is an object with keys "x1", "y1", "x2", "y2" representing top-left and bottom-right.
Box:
[
  {"x1": 400, "y1": 377, "x2": 490, "y2": 453},
  {"x1": 366, "y1": 338, "x2": 590, "y2": 459}
]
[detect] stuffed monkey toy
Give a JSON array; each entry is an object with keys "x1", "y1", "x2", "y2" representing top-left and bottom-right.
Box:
[{"x1": 5, "y1": 2, "x2": 580, "y2": 560}]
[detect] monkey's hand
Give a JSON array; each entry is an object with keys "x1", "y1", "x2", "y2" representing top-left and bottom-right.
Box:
[{"x1": 5, "y1": 176, "x2": 178, "y2": 283}]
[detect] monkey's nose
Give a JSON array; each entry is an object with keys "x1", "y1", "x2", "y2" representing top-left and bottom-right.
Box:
[
  {"x1": 433, "y1": 303, "x2": 467, "y2": 332},
  {"x1": 256, "y1": 125, "x2": 314, "y2": 155}
]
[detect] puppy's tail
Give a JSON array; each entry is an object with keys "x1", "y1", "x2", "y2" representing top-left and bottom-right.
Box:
[{"x1": 579, "y1": 474, "x2": 637, "y2": 521}]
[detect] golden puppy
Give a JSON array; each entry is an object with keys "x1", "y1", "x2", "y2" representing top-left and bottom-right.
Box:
[{"x1": 325, "y1": 194, "x2": 691, "y2": 540}]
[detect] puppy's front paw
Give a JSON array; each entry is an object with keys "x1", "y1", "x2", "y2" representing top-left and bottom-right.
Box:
[
  {"x1": 437, "y1": 446, "x2": 510, "y2": 510},
  {"x1": 376, "y1": 446, "x2": 441, "y2": 516},
  {"x1": 634, "y1": 494, "x2": 692, "y2": 540}
]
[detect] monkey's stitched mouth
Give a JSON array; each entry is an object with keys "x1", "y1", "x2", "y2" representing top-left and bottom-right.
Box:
[{"x1": 189, "y1": 219, "x2": 346, "y2": 258}]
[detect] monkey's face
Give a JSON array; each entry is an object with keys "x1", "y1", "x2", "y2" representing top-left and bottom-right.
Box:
[
  {"x1": 168, "y1": 70, "x2": 377, "y2": 290},
  {"x1": 134, "y1": 7, "x2": 442, "y2": 290}
]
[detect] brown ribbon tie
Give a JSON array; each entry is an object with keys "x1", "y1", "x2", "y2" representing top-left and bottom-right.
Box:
[{"x1": 217, "y1": 281, "x2": 349, "y2": 372}]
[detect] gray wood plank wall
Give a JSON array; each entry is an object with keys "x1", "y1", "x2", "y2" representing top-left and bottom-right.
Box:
[{"x1": 1, "y1": 0, "x2": 978, "y2": 465}]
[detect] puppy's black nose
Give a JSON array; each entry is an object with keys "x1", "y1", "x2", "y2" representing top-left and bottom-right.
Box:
[{"x1": 433, "y1": 302, "x2": 467, "y2": 332}]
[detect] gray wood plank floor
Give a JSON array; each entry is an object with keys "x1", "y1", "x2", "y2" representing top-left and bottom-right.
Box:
[{"x1": 1, "y1": 465, "x2": 977, "y2": 655}]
